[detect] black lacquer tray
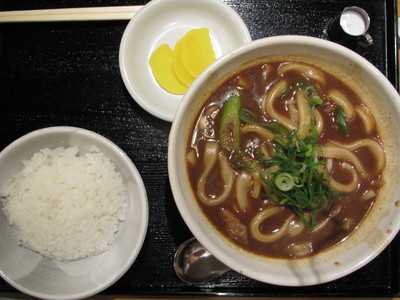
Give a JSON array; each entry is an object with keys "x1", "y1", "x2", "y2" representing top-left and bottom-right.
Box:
[{"x1": 0, "y1": 0, "x2": 398, "y2": 297}]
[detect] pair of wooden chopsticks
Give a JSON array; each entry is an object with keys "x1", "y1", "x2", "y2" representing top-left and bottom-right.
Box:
[{"x1": 0, "y1": 6, "x2": 143, "y2": 23}]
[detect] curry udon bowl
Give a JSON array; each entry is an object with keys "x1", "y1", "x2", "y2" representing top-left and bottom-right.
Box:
[{"x1": 168, "y1": 35, "x2": 400, "y2": 286}]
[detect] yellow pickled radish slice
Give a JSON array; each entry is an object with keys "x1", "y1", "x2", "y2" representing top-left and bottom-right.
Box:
[
  {"x1": 173, "y1": 39, "x2": 195, "y2": 87},
  {"x1": 149, "y1": 44, "x2": 187, "y2": 95},
  {"x1": 181, "y1": 28, "x2": 216, "y2": 77}
]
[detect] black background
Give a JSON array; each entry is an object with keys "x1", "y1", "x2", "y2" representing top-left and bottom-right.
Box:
[{"x1": 0, "y1": 0, "x2": 398, "y2": 296}]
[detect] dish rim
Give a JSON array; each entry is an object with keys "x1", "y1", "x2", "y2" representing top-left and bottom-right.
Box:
[{"x1": 118, "y1": 0, "x2": 252, "y2": 122}]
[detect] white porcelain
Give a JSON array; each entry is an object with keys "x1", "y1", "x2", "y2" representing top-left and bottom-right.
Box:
[
  {"x1": 168, "y1": 36, "x2": 400, "y2": 286},
  {"x1": 119, "y1": 0, "x2": 252, "y2": 122},
  {"x1": 0, "y1": 127, "x2": 148, "y2": 299}
]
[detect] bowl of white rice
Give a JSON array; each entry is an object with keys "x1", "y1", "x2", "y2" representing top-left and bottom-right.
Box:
[{"x1": 0, "y1": 126, "x2": 148, "y2": 300}]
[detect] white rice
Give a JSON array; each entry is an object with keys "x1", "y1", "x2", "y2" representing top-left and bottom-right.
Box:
[{"x1": 0, "y1": 146, "x2": 127, "y2": 261}]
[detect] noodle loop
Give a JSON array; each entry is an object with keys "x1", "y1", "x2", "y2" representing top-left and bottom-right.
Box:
[
  {"x1": 236, "y1": 172, "x2": 252, "y2": 211},
  {"x1": 262, "y1": 80, "x2": 296, "y2": 130},
  {"x1": 315, "y1": 110, "x2": 324, "y2": 135},
  {"x1": 321, "y1": 144, "x2": 368, "y2": 178},
  {"x1": 330, "y1": 139, "x2": 385, "y2": 174},
  {"x1": 328, "y1": 90, "x2": 355, "y2": 120},
  {"x1": 250, "y1": 207, "x2": 292, "y2": 243},
  {"x1": 297, "y1": 90, "x2": 312, "y2": 139},
  {"x1": 356, "y1": 105, "x2": 376, "y2": 134},
  {"x1": 241, "y1": 124, "x2": 274, "y2": 141},
  {"x1": 278, "y1": 62, "x2": 326, "y2": 85},
  {"x1": 197, "y1": 142, "x2": 235, "y2": 206},
  {"x1": 328, "y1": 162, "x2": 359, "y2": 193}
]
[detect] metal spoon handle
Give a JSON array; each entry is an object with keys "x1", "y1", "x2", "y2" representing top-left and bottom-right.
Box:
[{"x1": 174, "y1": 237, "x2": 230, "y2": 284}]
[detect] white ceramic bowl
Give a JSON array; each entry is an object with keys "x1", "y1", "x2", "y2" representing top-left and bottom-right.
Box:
[
  {"x1": 168, "y1": 36, "x2": 400, "y2": 286},
  {"x1": 0, "y1": 127, "x2": 148, "y2": 299},
  {"x1": 119, "y1": 0, "x2": 252, "y2": 122}
]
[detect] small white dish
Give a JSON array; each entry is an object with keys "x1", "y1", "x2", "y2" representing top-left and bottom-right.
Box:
[
  {"x1": 0, "y1": 127, "x2": 148, "y2": 300},
  {"x1": 119, "y1": 0, "x2": 252, "y2": 122}
]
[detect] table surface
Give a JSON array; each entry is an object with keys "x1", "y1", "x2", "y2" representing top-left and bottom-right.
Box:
[{"x1": 0, "y1": 0, "x2": 398, "y2": 299}]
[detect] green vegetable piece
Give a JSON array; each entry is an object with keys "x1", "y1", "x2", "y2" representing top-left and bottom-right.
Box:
[
  {"x1": 304, "y1": 85, "x2": 323, "y2": 107},
  {"x1": 254, "y1": 148, "x2": 270, "y2": 168},
  {"x1": 310, "y1": 211, "x2": 317, "y2": 228},
  {"x1": 273, "y1": 135, "x2": 288, "y2": 148},
  {"x1": 239, "y1": 108, "x2": 257, "y2": 125},
  {"x1": 336, "y1": 106, "x2": 348, "y2": 135},
  {"x1": 264, "y1": 121, "x2": 289, "y2": 136},
  {"x1": 219, "y1": 95, "x2": 241, "y2": 152},
  {"x1": 304, "y1": 144, "x2": 313, "y2": 157},
  {"x1": 239, "y1": 107, "x2": 289, "y2": 137},
  {"x1": 274, "y1": 172, "x2": 295, "y2": 191},
  {"x1": 309, "y1": 96, "x2": 323, "y2": 106},
  {"x1": 304, "y1": 85, "x2": 317, "y2": 98}
]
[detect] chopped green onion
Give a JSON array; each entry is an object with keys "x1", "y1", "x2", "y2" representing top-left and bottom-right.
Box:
[
  {"x1": 336, "y1": 106, "x2": 348, "y2": 135},
  {"x1": 304, "y1": 144, "x2": 313, "y2": 157},
  {"x1": 223, "y1": 101, "x2": 336, "y2": 229},
  {"x1": 293, "y1": 176, "x2": 304, "y2": 187},
  {"x1": 309, "y1": 96, "x2": 323, "y2": 106},
  {"x1": 274, "y1": 172, "x2": 295, "y2": 191},
  {"x1": 254, "y1": 148, "x2": 272, "y2": 168},
  {"x1": 260, "y1": 130, "x2": 335, "y2": 228},
  {"x1": 273, "y1": 135, "x2": 288, "y2": 148},
  {"x1": 263, "y1": 121, "x2": 289, "y2": 136},
  {"x1": 310, "y1": 211, "x2": 317, "y2": 228},
  {"x1": 304, "y1": 85, "x2": 323, "y2": 107}
]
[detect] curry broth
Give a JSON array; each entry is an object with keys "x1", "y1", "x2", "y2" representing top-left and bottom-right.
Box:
[{"x1": 186, "y1": 61, "x2": 383, "y2": 258}]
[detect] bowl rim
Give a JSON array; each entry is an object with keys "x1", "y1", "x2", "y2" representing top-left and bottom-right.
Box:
[
  {"x1": 168, "y1": 35, "x2": 400, "y2": 286},
  {"x1": 0, "y1": 126, "x2": 149, "y2": 300},
  {"x1": 118, "y1": 0, "x2": 252, "y2": 122}
]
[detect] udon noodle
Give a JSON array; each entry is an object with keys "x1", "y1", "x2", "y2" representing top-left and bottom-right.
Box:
[{"x1": 186, "y1": 59, "x2": 385, "y2": 258}]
